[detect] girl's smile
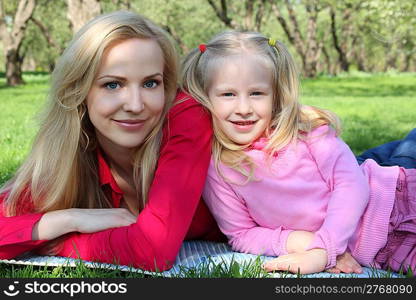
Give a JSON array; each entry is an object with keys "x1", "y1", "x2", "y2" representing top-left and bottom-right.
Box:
[
  {"x1": 208, "y1": 53, "x2": 273, "y2": 145},
  {"x1": 230, "y1": 120, "x2": 258, "y2": 132}
]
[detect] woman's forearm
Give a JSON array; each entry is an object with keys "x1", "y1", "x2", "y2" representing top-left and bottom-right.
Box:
[
  {"x1": 32, "y1": 208, "x2": 137, "y2": 241},
  {"x1": 32, "y1": 210, "x2": 76, "y2": 240}
]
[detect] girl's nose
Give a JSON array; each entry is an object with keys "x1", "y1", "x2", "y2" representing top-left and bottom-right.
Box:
[{"x1": 235, "y1": 95, "x2": 253, "y2": 116}]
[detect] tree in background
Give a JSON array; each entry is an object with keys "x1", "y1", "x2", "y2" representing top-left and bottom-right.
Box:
[
  {"x1": 0, "y1": 0, "x2": 414, "y2": 84},
  {"x1": 67, "y1": 0, "x2": 101, "y2": 33},
  {"x1": 23, "y1": 0, "x2": 69, "y2": 72},
  {"x1": 0, "y1": 0, "x2": 36, "y2": 86}
]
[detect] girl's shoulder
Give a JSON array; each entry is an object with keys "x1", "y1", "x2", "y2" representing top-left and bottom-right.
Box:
[{"x1": 302, "y1": 124, "x2": 337, "y2": 145}]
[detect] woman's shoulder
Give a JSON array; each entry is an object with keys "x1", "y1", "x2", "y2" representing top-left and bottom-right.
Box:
[
  {"x1": 172, "y1": 90, "x2": 202, "y2": 108},
  {"x1": 168, "y1": 90, "x2": 211, "y2": 122}
]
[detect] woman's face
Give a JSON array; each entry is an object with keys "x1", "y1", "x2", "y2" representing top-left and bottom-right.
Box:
[{"x1": 86, "y1": 38, "x2": 165, "y2": 154}]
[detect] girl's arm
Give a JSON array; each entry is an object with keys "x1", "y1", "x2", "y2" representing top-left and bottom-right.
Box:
[
  {"x1": 203, "y1": 161, "x2": 295, "y2": 257},
  {"x1": 305, "y1": 125, "x2": 370, "y2": 269}
]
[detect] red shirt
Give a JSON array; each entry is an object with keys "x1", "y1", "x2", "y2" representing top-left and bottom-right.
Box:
[{"x1": 0, "y1": 91, "x2": 223, "y2": 271}]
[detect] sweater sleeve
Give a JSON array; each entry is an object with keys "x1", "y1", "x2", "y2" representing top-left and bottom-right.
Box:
[
  {"x1": 56, "y1": 92, "x2": 213, "y2": 271},
  {"x1": 203, "y1": 163, "x2": 293, "y2": 257},
  {"x1": 305, "y1": 125, "x2": 370, "y2": 268},
  {"x1": 0, "y1": 193, "x2": 49, "y2": 259}
]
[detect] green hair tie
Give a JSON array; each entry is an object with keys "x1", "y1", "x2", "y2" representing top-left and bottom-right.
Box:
[{"x1": 268, "y1": 38, "x2": 276, "y2": 46}]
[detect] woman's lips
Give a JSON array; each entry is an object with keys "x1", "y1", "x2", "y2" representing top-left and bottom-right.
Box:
[{"x1": 112, "y1": 119, "x2": 146, "y2": 130}]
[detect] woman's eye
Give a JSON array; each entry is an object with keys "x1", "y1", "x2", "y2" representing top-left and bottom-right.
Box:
[
  {"x1": 143, "y1": 80, "x2": 158, "y2": 88},
  {"x1": 104, "y1": 82, "x2": 120, "y2": 90}
]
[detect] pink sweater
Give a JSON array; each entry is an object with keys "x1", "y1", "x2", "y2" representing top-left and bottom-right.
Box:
[{"x1": 203, "y1": 125, "x2": 399, "y2": 269}]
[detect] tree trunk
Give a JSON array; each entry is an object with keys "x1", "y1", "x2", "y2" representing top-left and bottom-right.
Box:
[
  {"x1": 0, "y1": 0, "x2": 36, "y2": 86},
  {"x1": 329, "y1": 6, "x2": 349, "y2": 72},
  {"x1": 6, "y1": 48, "x2": 24, "y2": 85},
  {"x1": 355, "y1": 45, "x2": 367, "y2": 72},
  {"x1": 66, "y1": 0, "x2": 101, "y2": 33},
  {"x1": 269, "y1": 0, "x2": 323, "y2": 77},
  {"x1": 207, "y1": 0, "x2": 267, "y2": 31},
  {"x1": 302, "y1": 1, "x2": 321, "y2": 77},
  {"x1": 321, "y1": 46, "x2": 334, "y2": 75},
  {"x1": 402, "y1": 53, "x2": 413, "y2": 72}
]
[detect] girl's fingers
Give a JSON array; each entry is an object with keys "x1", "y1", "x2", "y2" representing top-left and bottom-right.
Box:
[
  {"x1": 353, "y1": 265, "x2": 363, "y2": 273},
  {"x1": 263, "y1": 259, "x2": 287, "y2": 272},
  {"x1": 326, "y1": 267, "x2": 341, "y2": 274}
]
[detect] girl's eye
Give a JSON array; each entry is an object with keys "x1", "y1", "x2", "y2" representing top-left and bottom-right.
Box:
[
  {"x1": 104, "y1": 82, "x2": 120, "y2": 90},
  {"x1": 222, "y1": 92, "x2": 235, "y2": 97},
  {"x1": 143, "y1": 80, "x2": 158, "y2": 89},
  {"x1": 251, "y1": 91, "x2": 262, "y2": 96}
]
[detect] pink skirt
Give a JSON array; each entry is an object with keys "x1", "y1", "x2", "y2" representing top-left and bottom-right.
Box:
[{"x1": 374, "y1": 167, "x2": 416, "y2": 274}]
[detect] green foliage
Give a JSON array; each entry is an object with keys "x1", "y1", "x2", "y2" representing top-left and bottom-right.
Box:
[{"x1": 2, "y1": 0, "x2": 414, "y2": 75}]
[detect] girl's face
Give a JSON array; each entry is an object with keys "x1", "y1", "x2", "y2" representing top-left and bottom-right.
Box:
[
  {"x1": 208, "y1": 53, "x2": 273, "y2": 145},
  {"x1": 86, "y1": 38, "x2": 165, "y2": 154}
]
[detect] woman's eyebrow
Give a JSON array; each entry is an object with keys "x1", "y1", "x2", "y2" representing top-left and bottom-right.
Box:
[
  {"x1": 96, "y1": 75, "x2": 126, "y2": 80},
  {"x1": 143, "y1": 73, "x2": 163, "y2": 80},
  {"x1": 96, "y1": 73, "x2": 163, "y2": 80}
]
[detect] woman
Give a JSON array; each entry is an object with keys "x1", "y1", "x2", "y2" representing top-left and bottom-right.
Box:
[{"x1": 0, "y1": 11, "x2": 222, "y2": 272}]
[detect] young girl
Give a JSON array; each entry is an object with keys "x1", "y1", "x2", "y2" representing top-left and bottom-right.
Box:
[
  {"x1": 181, "y1": 30, "x2": 416, "y2": 275},
  {"x1": 0, "y1": 11, "x2": 222, "y2": 272}
]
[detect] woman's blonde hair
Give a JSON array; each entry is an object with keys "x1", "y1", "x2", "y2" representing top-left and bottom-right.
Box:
[
  {"x1": 1, "y1": 11, "x2": 178, "y2": 216},
  {"x1": 181, "y1": 30, "x2": 340, "y2": 181}
]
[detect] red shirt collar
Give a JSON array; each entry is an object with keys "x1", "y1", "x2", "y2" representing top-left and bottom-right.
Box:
[{"x1": 97, "y1": 148, "x2": 123, "y2": 207}]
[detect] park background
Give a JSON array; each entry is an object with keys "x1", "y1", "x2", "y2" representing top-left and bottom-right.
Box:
[{"x1": 0, "y1": 0, "x2": 415, "y2": 277}]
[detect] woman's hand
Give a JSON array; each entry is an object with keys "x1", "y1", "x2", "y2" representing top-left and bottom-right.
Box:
[
  {"x1": 263, "y1": 249, "x2": 327, "y2": 274},
  {"x1": 32, "y1": 208, "x2": 137, "y2": 240},
  {"x1": 326, "y1": 252, "x2": 363, "y2": 274}
]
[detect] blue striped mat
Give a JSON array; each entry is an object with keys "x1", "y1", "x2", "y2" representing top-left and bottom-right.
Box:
[{"x1": 0, "y1": 240, "x2": 402, "y2": 278}]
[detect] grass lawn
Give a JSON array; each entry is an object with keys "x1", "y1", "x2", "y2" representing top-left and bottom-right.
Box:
[{"x1": 0, "y1": 72, "x2": 415, "y2": 278}]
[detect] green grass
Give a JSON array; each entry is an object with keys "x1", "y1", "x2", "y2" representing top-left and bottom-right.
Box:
[
  {"x1": 300, "y1": 72, "x2": 416, "y2": 154},
  {"x1": 0, "y1": 72, "x2": 415, "y2": 278}
]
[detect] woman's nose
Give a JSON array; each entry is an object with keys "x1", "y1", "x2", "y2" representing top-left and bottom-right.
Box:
[{"x1": 124, "y1": 86, "x2": 144, "y2": 113}]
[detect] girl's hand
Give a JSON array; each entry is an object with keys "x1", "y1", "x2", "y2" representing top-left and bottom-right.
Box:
[
  {"x1": 286, "y1": 230, "x2": 315, "y2": 253},
  {"x1": 326, "y1": 252, "x2": 363, "y2": 274},
  {"x1": 263, "y1": 249, "x2": 327, "y2": 274},
  {"x1": 33, "y1": 208, "x2": 137, "y2": 240}
]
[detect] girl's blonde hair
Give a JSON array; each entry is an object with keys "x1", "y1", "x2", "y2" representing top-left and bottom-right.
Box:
[
  {"x1": 1, "y1": 11, "x2": 178, "y2": 216},
  {"x1": 181, "y1": 30, "x2": 340, "y2": 181}
]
